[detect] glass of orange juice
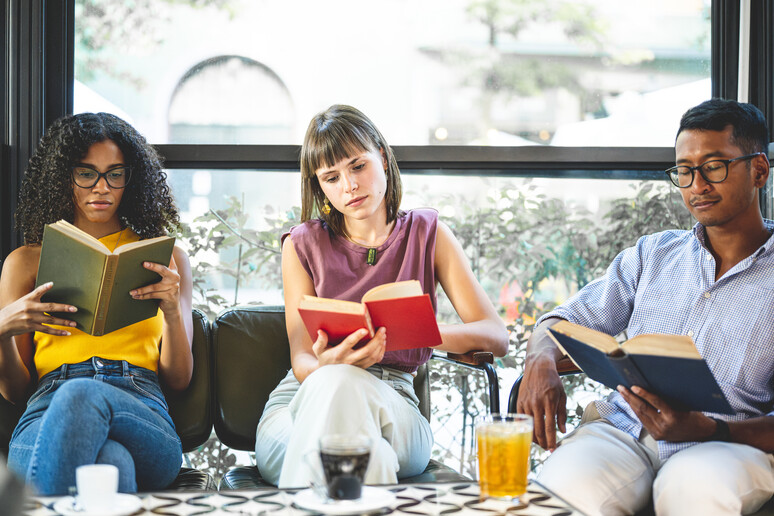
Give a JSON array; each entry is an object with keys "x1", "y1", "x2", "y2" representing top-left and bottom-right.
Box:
[{"x1": 476, "y1": 414, "x2": 533, "y2": 501}]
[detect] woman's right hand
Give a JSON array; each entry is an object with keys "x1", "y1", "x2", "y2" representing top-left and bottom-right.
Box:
[
  {"x1": 312, "y1": 327, "x2": 387, "y2": 369},
  {"x1": 0, "y1": 282, "x2": 78, "y2": 341}
]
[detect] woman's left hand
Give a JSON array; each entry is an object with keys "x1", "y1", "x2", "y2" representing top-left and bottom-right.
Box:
[{"x1": 130, "y1": 257, "x2": 182, "y2": 317}]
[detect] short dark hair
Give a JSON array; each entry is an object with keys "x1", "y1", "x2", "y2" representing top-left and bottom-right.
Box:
[
  {"x1": 16, "y1": 112, "x2": 179, "y2": 244},
  {"x1": 677, "y1": 99, "x2": 769, "y2": 155},
  {"x1": 300, "y1": 104, "x2": 402, "y2": 238}
]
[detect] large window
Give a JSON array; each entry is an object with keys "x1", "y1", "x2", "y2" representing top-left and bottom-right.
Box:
[{"x1": 74, "y1": 0, "x2": 710, "y2": 147}]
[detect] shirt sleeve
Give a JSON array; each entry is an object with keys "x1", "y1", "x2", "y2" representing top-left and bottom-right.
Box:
[{"x1": 536, "y1": 234, "x2": 652, "y2": 336}]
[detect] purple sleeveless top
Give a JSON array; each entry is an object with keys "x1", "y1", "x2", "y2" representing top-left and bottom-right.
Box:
[{"x1": 286, "y1": 208, "x2": 439, "y2": 373}]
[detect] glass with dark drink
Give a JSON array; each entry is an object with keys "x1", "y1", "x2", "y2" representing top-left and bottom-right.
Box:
[{"x1": 319, "y1": 434, "x2": 371, "y2": 500}]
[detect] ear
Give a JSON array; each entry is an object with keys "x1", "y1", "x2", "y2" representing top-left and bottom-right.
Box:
[
  {"x1": 752, "y1": 153, "x2": 771, "y2": 188},
  {"x1": 380, "y1": 147, "x2": 388, "y2": 171}
]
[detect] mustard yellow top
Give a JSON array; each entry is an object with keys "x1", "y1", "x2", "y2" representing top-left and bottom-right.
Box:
[{"x1": 34, "y1": 228, "x2": 164, "y2": 377}]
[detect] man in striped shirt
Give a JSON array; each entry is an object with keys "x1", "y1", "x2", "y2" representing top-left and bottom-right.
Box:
[{"x1": 519, "y1": 99, "x2": 774, "y2": 516}]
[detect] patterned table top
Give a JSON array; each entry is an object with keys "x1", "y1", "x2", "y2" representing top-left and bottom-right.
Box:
[{"x1": 25, "y1": 481, "x2": 584, "y2": 516}]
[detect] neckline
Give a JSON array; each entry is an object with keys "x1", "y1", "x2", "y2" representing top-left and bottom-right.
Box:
[{"x1": 337, "y1": 215, "x2": 405, "y2": 254}]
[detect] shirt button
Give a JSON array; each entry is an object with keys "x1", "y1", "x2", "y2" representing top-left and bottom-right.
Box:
[
  {"x1": 706, "y1": 254, "x2": 712, "y2": 260},
  {"x1": 687, "y1": 330, "x2": 694, "y2": 337},
  {"x1": 704, "y1": 292, "x2": 711, "y2": 299}
]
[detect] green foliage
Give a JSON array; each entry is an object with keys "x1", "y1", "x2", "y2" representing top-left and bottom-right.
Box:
[
  {"x1": 181, "y1": 179, "x2": 694, "y2": 478},
  {"x1": 75, "y1": 0, "x2": 239, "y2": 86},
  {"x1": 176, "y1": 198, "x2": 297, "y2": 319}
]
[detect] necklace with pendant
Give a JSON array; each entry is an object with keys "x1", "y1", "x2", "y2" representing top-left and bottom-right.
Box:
[{"x1": 345, "y1": 223, "x2": 395, "y2": 266}]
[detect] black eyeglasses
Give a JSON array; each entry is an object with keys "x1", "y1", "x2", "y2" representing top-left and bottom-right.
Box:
[
  {"x1": 72, "y1": 165, "x2": 131, "y2": 189},
  {"x1": 665, "y1": 153, "x2": 763, "y2": 188}
]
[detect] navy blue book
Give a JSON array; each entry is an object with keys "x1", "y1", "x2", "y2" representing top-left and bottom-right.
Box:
[{"x1": 547, "y1": 321, "x2": 734, "y2": 415}]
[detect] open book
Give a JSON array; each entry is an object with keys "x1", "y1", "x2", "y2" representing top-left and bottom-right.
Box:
[
  {"x1": 35, "y1": 220, "x2": 175, "y2": 336},
  {"x1": 297, "y1": 280, "x2": 442, "y2": 351},
  {"x1": 547, "y1": 320, "x2": 734, "y2": 414}
]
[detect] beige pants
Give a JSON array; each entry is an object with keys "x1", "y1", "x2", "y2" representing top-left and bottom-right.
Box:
[
  {"x1": 255, "y1": 364, "x2": 433, "y2": 488},
  {"x1": 537, "y1": 405, "x2": 774, "y2": 516}
]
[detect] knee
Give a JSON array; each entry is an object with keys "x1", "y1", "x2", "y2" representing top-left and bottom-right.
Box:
[
  {"x1": 50, "y1": 379, "x2": 93, "y2": 405},
  {"x1": 302, "y1": 365, "x2": 371, "y2": 405},
  {"x1": 654, "y1": 445, "x2": 743, "y2": 515},
  {"x1": 48, "y1": 379, "x2": 104, "y2": 415}
]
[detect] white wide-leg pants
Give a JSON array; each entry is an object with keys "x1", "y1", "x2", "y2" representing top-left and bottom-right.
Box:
[
  {"x1": 538, "y1": 419, "x2": 774, "y2": 516},
  {"x1": 255, "y1": 364, "x2": 433, "y2": 488}
]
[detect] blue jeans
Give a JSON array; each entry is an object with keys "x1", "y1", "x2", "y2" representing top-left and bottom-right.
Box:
[{"x1": 7, "y1": 357, "x2": 182, "y2": 495}]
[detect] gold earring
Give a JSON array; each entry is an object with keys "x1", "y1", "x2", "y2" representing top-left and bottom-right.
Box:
[{"x1": 322, "y1": 198, "x2": 331, "y2": 215}]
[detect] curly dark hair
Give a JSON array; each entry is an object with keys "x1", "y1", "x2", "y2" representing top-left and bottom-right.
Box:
[{"x1": 16, "y1": 112, "x2": 179, "y2": 244}]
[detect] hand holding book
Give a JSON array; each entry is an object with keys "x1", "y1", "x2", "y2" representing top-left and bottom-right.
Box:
[
  {"x1": 35, "y1": 220, "x2": 175, "y2": 336},
  {"x1": 547, "y1": 320, "x2": 734, "y2": 414},
  {"x1": 297, "y1": 280, "x2": 442, "y2": 352},
  {"x1": 0, "y1": 282, "x2": 78, "y2": 339}
]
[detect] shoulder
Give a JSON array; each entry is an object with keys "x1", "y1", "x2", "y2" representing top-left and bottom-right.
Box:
[
  {"x1": 2, "y1": 245, "x2": 41, "y2": 274},
  {"x1": 284, "y1": 219, "x2": 328, "y2": 244},
  {"x1": 0, "y1": 245, "x2": 41, "y2": 293},
  {"x1": 404, "y1": 208, "x2": 439, "y2": 225}
]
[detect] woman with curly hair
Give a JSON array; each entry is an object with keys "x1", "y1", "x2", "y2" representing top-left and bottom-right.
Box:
[{"x1": 0, "y1": 112, "x2": 193, "y2": 495}]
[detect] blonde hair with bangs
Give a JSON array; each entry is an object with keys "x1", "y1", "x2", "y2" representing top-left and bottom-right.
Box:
[{"x1": 300, "y1": 105, "x2": 402, "y2": 237}]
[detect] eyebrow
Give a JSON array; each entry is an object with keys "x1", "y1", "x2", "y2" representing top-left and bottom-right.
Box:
[
  {"x1": 317, "y1": 155, "x2": 364, "y2": 177},
  {"x1": 74, "y1": 162, "x2": 126, "y2": 170},
  {"x1": 676, "y1": 152, "x2": 727, "y2": 165}
]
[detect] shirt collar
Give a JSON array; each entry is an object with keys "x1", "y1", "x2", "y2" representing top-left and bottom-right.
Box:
[{"x1": 692, "y1": 219, "x2": 774, "y2": 257}]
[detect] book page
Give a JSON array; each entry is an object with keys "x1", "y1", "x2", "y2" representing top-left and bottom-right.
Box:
[
  {"x1": 624, "y1": 334, "x2": 701, "y2": 359},
  {"x1": 52, "y1": 220, "x2": 109, "y2": 254},
  {"x1": 114, "y1": 235, "x2": 174, "y2": 255},
  {"x1": 298, "y1": 295, "x2": 365, "y2": 315},
  {"x1": 362, "y1": 280, "x2": 423, "y2": 302},
  {"x1": 551, "y1": 320, "x2": 620, "y2": 355}
]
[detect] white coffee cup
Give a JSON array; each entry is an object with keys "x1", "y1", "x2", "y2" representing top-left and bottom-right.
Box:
[{"x1": 76, "y1": 464, "x2": 119, "y2": 511}]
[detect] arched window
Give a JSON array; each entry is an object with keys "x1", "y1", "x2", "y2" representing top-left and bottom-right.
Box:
[{"x1": 168, "y1": 55, "x2": 294, "y2": 144}]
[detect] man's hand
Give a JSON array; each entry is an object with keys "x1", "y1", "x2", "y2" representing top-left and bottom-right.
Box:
[
  {"x1": 517, "y1": 318, "x2": 568, "y2": 450},
  {"x1": 518, "y1": 356, "x2": 567, "y2": 450},
  {"x1": 617, "y1": 385, "x2": 715, "y2": 442}
]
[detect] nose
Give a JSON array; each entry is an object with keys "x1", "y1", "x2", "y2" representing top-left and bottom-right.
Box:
[
  {"x1": 689, "y1": 170, "x2": 712, "y2": 194},
  {"x1": 340, "y1": 172, "x2": 357, "y2": 193},
  {"x1": 92, "y1": 176, "x2": 110, "y2": 193}
]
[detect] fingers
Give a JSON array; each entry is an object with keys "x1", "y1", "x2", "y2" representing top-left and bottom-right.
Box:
[
  {"x1": 618, "y1": 385, "x2": 659, "y2": 427},
  {"x1": 630, "y1": 386, "x2": 670, "y2": 412},
  {"x1": 312, "y1": 330, "x2": 330, "y2": 357},
  {"x1": 27, "y1": 281, "x2": 55, "y2": 300},
  {"x1": 314, "y1": 328, "x2": 385, "y2": 368},
  {"x1": 557, "y1": 395, "x2": 567, "y2": 434},
  {"x1": 130, "y1": 263, "x2": 180, "y2": 300},
  {"x1": 532, "y1": 404, "x2": 547, "y2": 449}
]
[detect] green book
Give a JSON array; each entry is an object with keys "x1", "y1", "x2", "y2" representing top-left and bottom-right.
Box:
[{"x1": 35, "y1": 220, "x2": 175, "y2": 336}]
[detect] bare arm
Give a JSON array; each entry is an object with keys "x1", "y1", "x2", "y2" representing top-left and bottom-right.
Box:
[
  {"x1": 619, "y1": 385, "x2": 774, "y2": 452},
  {"x1": 432, "y1": 222, "x2": 509, "y2": 357},
  {"x1": 517, "y1": 316, "x2": 568, "y2": 450},
  {"x1": 131, "y1": 246, "x2": 193, "y2": 391},
  {"x1": 0, "y1": 247, "x2": 78, "y2": 403},
  {"x1": 282, "y1": 237, "x2": 386, "y2": 383}
]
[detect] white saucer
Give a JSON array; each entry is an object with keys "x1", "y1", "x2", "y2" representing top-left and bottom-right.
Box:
[
  {"x1": 52, "y1": 493, "x2": 142, "y2": 516},
  {"x1": 293, "y1": 486, "x2": 396, "y2": 515}
]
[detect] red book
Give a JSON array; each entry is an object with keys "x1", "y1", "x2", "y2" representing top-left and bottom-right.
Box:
[{"x1": 297, "y1": 280, "x2": 442, "y2": 351}]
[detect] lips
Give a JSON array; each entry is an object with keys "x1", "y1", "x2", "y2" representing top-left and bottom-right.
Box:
[
  {"x1": 690, "y1": 198, "x2": 720, "y2": 209},
  {"x1": 346, "y1": 196, "x2": 367, "y2": 207},
  {"x1": 87, "y1": 200, "x2": 113, "y2": 209}
]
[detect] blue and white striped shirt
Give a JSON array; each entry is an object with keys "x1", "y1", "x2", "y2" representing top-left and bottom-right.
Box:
[{"x1": 539, "y1": 220, "x2": 774, "y2": 459}]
